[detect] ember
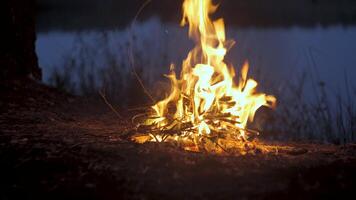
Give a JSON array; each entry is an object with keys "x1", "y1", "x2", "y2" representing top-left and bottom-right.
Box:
[{"x1": 132, "y1": 0, "x2": 276, "y2": 153}]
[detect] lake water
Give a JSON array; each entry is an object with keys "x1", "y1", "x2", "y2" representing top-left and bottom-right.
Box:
[{"x1": 36, "y1": 17, "x2": 356, "y2": 101}]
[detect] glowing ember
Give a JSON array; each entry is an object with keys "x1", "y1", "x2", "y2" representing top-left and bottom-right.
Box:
[{"x1": 132, "y1": 0, "x2": 276, "y2": 153}]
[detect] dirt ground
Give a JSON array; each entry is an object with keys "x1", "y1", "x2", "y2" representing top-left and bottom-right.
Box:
[{"x1": 1, "y1": 79, "x2": 356, "y2": 200}]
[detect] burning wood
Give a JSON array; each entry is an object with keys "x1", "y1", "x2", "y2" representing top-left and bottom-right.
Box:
[{"x1": 132, "y1": 0, "x2": 276, "y2": 154}]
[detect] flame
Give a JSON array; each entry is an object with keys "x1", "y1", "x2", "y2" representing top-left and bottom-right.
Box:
[{"x1": 137, "y1": 0, "x2": 276, "y2": 152}]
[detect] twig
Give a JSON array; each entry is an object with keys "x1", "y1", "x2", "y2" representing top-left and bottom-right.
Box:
[
  {"x1": 127, "y1": 105, "x2": 152, "y2": 111},
  {"x1": 99, "y1": 90, "x2": 123, "y2": 119},
  {"x1": 132, "y1": 113, "x2": 149, "y2": 124},
  {"x1": 214, "y1": 140, "x2": 230, "y2": 154},
  {"x1": 202, "y1": 136, "x2": 230, "y2": 154},
  {"x1": 149, "y1": 133, "x2": 160, "y2": 142},
  {"x1": 128, "y1": 0, "x2": 155, "y2": 103},
  {"x1": 162, "y1": 134, "x2": 170, "y2": 142}
]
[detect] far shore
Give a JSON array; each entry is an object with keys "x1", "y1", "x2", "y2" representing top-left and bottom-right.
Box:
[{"x1": 37, "y1": 0, "x2": 356, "y2": 31}]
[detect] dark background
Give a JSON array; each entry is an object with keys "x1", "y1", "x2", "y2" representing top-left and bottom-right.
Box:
[{"x1": 37, "y1": 0, "x2": 356, "y2": 31}]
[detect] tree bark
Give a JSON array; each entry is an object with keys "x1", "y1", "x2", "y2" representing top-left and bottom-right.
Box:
[{"x1": 0, "y1": 0, "x2": 41, "y2": 80}]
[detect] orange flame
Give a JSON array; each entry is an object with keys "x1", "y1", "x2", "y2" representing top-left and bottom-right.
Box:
[{"x1": 141, "y1": 0, "x2": 276, "y2": 148}]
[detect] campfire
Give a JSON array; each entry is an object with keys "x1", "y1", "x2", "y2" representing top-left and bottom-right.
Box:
[{"x1": 132, "y1": 0, "x2": 276, "y2": 154}]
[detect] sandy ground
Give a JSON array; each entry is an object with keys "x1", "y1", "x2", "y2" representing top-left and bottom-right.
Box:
[{"x1": 1, "y1": 79, "x2": 356, "y2": 199}]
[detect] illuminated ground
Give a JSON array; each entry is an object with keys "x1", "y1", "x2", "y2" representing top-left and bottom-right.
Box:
[{"x1": 1, "y1": 79, "x2": 356, "y2": 199}]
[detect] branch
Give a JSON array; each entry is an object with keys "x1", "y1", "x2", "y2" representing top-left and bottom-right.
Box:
[
  {"x1": 128, "y1": 0, "x2": 155, "y2": 103},
  {"x1": 99, "y1": 90, "x2": 123, "y2": 119}
]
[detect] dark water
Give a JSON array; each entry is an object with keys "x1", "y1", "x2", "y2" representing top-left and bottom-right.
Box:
[{"x1": 36, "y1": 17, "x2": 356, "y2": 98}]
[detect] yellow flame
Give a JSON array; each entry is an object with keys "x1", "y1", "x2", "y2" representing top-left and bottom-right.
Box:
[{"x1": 145, "y1": 0, "x2": 276, "y2": 142}]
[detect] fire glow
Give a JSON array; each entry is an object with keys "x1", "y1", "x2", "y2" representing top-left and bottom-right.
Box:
[{"x1": 133, "y1": 0, "x2": 276, "y2": 154}]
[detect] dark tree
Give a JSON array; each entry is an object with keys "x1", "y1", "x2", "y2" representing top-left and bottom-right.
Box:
[{"x1": 0, "y1": 0, "x2": 41, "y2": 80}]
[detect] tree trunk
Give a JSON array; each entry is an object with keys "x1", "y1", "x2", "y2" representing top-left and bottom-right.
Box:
[{"x1": 0, "y1": 0, "x2": 41, "y2": 80}]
